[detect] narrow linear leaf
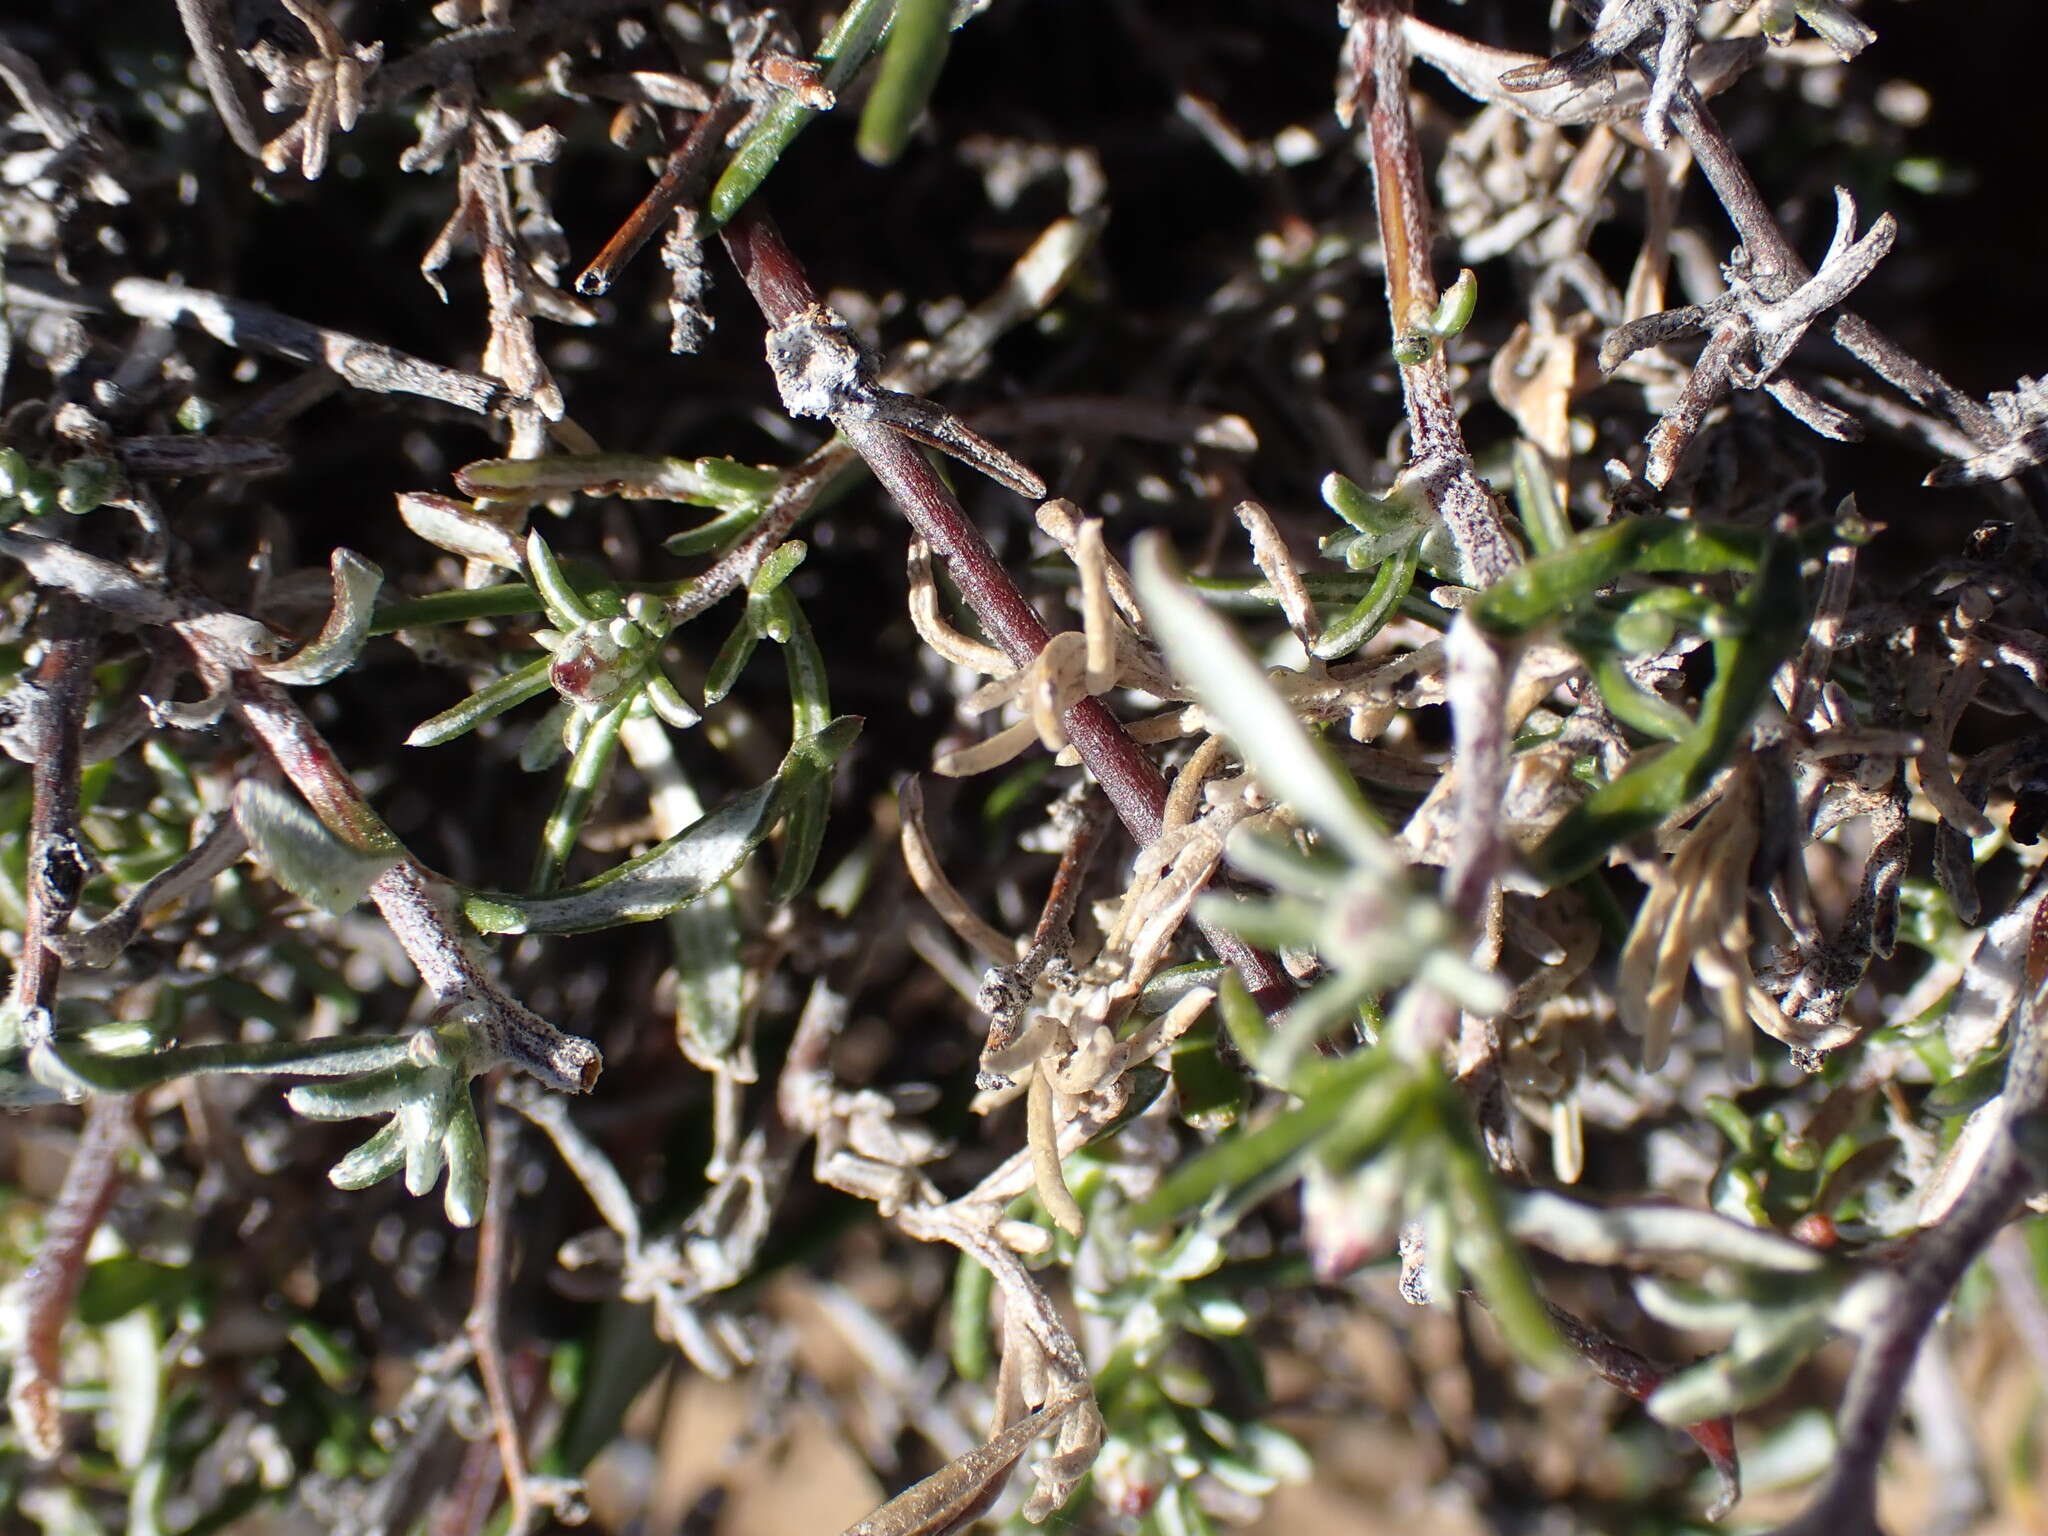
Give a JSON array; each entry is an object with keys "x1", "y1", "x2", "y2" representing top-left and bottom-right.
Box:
[
  {"x1": 1310, "y1": 546, "x2": 1419, "y2": 661},
  {"x1": 371, "y1": 582, "x2": 542, "y2": 635},
  {"x1": 1470, "y1": 519, "x2": 1766, "y2": 638},
  {"x1": 858, "y1": 0, "x2": 953, "y2": 166},
  {"x1": 457, "y1": 453, "x2": 778, "y2": 510},
  {"x1": 397, "y1": 492, "x2": 526, "y2": 570},
  {"x1": 1128, "y1": 1047, "x2": 1389, "y2": 1228},
  {"x1": 1134, "y1": 532, "x2": 1390, "y2": 870},
  {"x1": 465, "y1": 777, "x2": 787, "y2": 935},
  {"x1": 1527, "y1": 538, "x2": 1806, "y2": 883},
  {"x1": 407, "y1": 655, "x2": 553, "y2": 748},
  {"x1": 704, "y1": 0, "x2": 896, "y2": 230}
]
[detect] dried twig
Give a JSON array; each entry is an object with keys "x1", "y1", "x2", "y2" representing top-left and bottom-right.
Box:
[
  {"x1": 170, "y1": 0, "x2": 274, "y2": 159},
  {"x1": 462, "y1": 1093, "x2": 583, "y2": 1532},
  {"x1": 4, "y1": 270, "x2": 504, "y2": 414},
  {"x1": 6, "y1": 596, "x2": 99, "y2": 1026},
  {"x1": 0, "y1": 528, "x2": 600, "y2": 1093}
]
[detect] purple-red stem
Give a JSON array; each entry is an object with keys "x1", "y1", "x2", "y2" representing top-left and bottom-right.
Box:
[{"x1": 720, "y1": 207, "x2": 1294, "y2": 1009}]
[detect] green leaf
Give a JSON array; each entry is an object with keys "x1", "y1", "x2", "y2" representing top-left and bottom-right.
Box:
[
  {"x1": 949, "y1": 1247, "x2": 995, "y2": 1382},
  {"x1": 1320, "y1": 472, "x2": 1429, "y2": 564},
  {"x1": 1925, "y1": 1047, "x2": 2011, "y2": 1116},
  {"x1": 748, "y1": 539, "x2": 807, "y2": 601},
  {"x1": 664, "y1": 504, "x2": 768, "y2": 557},
  {"x1": 1508, "y1": 1188, "x2": 1829, "y2": 1273},
  {"x1": 327, "y1": 1119, "x2": 407, "y2": 1188},
  {"x1": 1585, "y1": 648, "x2": 1694, "y2": 742},
  {"x1": 371, "y1": 582, "x2": 543, "y2": 635},
  {"x1": 234, "y1": 780, "x2": 401, "y2": 913},
  {"x1": 704, "y1": 0, "x2": 896, "y2": 229},
  {"x1": 406, "y1": 655, "x2": 553, "y2": 747},
  {"x1": 704, "y1": 618, "x2": 761, "y2": 706},
  {"x1": 1309, "y1": 546, "x2": 1418, "y2": 661},
  {"x1": 769, "y1": 762, "x2": 831, "y2": 904},
  {"x1": 1134, "y1": 532, "x2": 1391, "y2": 871},
  {"x1": 858, "y1": 0, "x2": 954, "y2": 166},
  {"x1": 31, "y1": 1031, "x2": 411, "y2": 1097},
  {"x1": 1469, "y1": 518, "x2": 1767, "y2": 639},
  {"x1": 457, "y1": 453, "x2": 778, "y2": 510},
  {"x1": 1427, "y1": 268, "x2": 1478, "y2": 337},
  {"x1": 457, "y1": 727, "x2": 870, "y2": 935},
  {"x1": 1442, "y1": 1132, "x2": 1566, "y2": 1370},
  {"x1": 77, "y1": 1258, "x2": 192, "y2": 1326},
  {"x1": 1647, "y1": 1312, "x2": 1834, "y2": 1425},
  {"x1": 1511, "y1": 443, "x2": 1573, "y2": 557},
  {"x1": 1128, "y1": 1046, "x2": 1391, "y2": 1228},
  {"x1": 531, "y1": 697, "x2": 632, "y2": 893},
  {"x1": 1526, "y1": 536, "x2": 1806, "y2": 883},
  {"x1": 287, "y1": 1029, "x2": 494, "y2": 1227},
  {"x1": 397, "y1": 491, "x2": 526, "y2": 569},
  {"x1": 526, "y1": 529, "x2": 599, "y2": 629}
]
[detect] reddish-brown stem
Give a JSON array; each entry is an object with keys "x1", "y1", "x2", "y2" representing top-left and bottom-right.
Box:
[
  {"x1": 194, "y1": 642, "x2": 599, "y2": 1092},
  {"x1": 720, "y1": 207, "x2": 1294, "y2": 1009},
  {"x1": 576, "y1": 93, "x2": 749, "y2": 297},
  {"x1": 461, "y1": 1090, "x2": 543, "y2": 1534},
  {"x1": 8, "y1": 1094, "x2": 138, "y2": 1460},
  {"x1": 0, "y1": 600, "x2": 135, "y2": 1459}
]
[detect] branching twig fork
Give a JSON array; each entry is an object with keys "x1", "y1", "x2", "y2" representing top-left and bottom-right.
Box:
[{"x1": 1564, "y1": 0, "x2": 2003, "y2": 453}]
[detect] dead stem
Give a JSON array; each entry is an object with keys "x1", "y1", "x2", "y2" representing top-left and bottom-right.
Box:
[
  {"x1": 1570, "y1": 0, "x2": 2003, "y2": 451},
  {"x1": 577, "y1": 92, "x2": 750, "y2": 297},
  {"x1": 3, "y1": 270, "x2": 504, "y2": 415},
  {"x1": 461, "y1": 1089, "x2": 581, "y2": 1532},
  {"x1": 172, "y1": 0, "x2": 274, "y2": 159}
]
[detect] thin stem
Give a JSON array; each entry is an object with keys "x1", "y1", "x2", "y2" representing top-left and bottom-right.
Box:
[
  {"x1": 576, "y1": 92, "x2": 749, "y2": 296},
  {"x1": 1766, "y1": 987, "x2": 2048, "y2": 1536},
  {"x1": 191, "y1": 637, "x2": 600, "y2": 1093},
  {"x1": 172, "y1": 0, "x2": 273, "y2": 159},
  {"x1": 8, "y1": 595, "x2": 98, "y2": 1023},
  {"x1": 463, "y1": 1091, "x2": 542, "y2": 1534},
  {"x1": 7, "y1": 1094, "x2": 138, "y2": 1460},
  {"x1": 1342, "y1": 1, "x2": 1518, "y2": 587},
  {"x1": 719, "y1": 207, "x2": 1294, "y2": 1009},
  {"x1": 5, "y1": 270, "x2": 502, "y2": 416}
]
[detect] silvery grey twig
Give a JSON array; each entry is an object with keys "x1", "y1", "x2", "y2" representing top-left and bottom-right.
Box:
[{"x1": 4, "y1": 270, "x2": 504, "y2": 415}]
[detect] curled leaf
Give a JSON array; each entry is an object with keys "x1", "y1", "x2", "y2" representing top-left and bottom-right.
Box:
[
  {"x1": 397, "y1": 491, "x2": 526, "y2": 570},
  {"x1": 261, "y1": 548, "x2": 382, "y2": 685}
]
